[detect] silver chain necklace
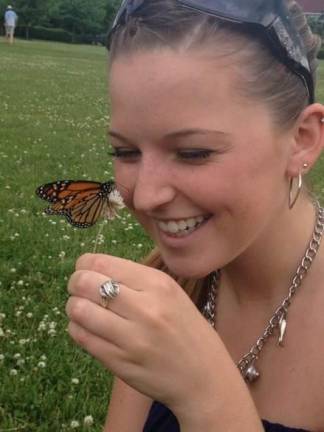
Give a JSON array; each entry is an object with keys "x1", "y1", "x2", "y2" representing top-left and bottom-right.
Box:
[{"x1": 202, "y1": 202, "x2": 324, "y2": 383}]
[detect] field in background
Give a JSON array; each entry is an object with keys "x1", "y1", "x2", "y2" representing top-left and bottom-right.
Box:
[
  {"x1": 0, "y1": 38, "x2": 323, "y2": 431},
  {"x1": 0, "y1": 38, "x2": 153, "y2": 431}
]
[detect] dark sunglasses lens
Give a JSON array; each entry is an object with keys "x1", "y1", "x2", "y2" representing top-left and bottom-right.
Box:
[{"x1": 177, "y1": 0, "x2": 277, "y2": 26}]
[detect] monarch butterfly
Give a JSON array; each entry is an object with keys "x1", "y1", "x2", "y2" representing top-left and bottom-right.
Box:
[{"x1": 35, "y1": 180, "x2": 125, "y2": 228}]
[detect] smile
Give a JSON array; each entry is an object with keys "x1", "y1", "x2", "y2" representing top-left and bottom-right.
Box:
[{"x1": 157, "y1": 215, "x2": 210, "y2": 237}]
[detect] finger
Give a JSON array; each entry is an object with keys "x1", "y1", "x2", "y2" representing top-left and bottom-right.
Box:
[
  {"x1": 68, "y1": 321, "x2": 127, "y2": 375},
  {"x1": 68, "y1": 270, "x2": 140, "y2": 320},
  {"x1": 66, "y1": 296, "x2": 129, "y2": 347},
  {"x1": 75, "y1": 253, "x2": 168, "y2": 291},
  {"x1": 66, "y1": 297, "x2": 146, "y2": 365}
]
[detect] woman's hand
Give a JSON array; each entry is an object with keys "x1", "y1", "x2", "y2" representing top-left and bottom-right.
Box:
[
  {"x1": 66, "y1": 253, "x2": 223, "y2": 409},
  {"x1": 66, "y1": 253, "x2": 264, "y2": 431}
]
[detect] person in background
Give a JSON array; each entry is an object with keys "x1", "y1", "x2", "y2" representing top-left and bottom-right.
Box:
[
  {"x1": 4, "y1": 5, "x2": 17, "y2": 44},
  {"x1": 66, "y1": 1, "x2": 324, "y2": 431}
]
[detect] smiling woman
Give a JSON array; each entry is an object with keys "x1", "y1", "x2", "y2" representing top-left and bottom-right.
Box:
[{"x1": 65, "y1": 1, "x2": 324, "y2": 432}]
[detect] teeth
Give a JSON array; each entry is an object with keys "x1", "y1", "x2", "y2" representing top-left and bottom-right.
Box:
[
  {"x1": 187, "y1": 218, "x2": 196, "y2": 228},
  {"x1": 157, "y1": 215, "x2": 207, "y2": 235},
  {"x1": 167, "y1": 221, "x2": 179, "y2": 234},
  {"x1": 178, "y1": 220, "x2": 187, "y2": 230}
]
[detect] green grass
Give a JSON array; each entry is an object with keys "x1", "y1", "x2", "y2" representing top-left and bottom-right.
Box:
[
  {"x1": 0, "y1": 38, "x2": 153, "y2": 432},
  {"x1": 0, "y1": 38, "x2": 323, "y2": 431}
]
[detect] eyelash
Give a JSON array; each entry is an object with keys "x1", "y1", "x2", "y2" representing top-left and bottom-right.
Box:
[
  {"x1": 179, "y1": 150, "x2": 213, "y2": 160},
  {"x1": 108, "y1": 149, "x2": 214, "y2": 161},
  {"x1": 108, "y1": 149, "x2": 139, "y2": 159}
]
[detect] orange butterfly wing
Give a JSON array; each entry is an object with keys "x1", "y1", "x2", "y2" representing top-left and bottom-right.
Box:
[{"x1": 35, "y1": 180, "x2": 115, "y2": 228}]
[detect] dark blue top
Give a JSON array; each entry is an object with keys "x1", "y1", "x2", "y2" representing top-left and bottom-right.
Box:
[{"x1": 143, "y1": 401, "x2": 311, "y2": 432}]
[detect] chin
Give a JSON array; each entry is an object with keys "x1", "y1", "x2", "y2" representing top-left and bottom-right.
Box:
[{"x1": 162, "y1": 258, "x2": 214, "y2": 280}]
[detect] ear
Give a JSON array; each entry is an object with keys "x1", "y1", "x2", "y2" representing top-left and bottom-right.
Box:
[{"x1": 286, "y1": 103, "x2": 324, "y2": 178}]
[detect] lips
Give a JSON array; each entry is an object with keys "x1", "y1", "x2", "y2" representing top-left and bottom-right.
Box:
[{"x1": 157, "y1": 215, "x2": 210, "y2": 236}]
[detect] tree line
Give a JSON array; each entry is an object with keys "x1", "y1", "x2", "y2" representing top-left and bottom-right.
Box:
[
  {"x1": 1, "y1": 0, "x2": 122, "y2": 42},
  {"x1": 1, "y1": 1, "x2": 323, "y2": 46}
]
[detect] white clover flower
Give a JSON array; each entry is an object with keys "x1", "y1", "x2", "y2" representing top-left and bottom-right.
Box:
[
  {"x1": 10, "y1": 368, "x2": 18, "y2": 376},
  {"x1": 17, "y1": 280, "x2": 24, "y2": 286},
  {"x1": 37, "y1": 361, "x2": 46, "y2": 368},
  {"x1": 48, "y1": 328, "x2": 57, "y2": 336},
  {"x1": 17, "y1": 359, "x2": 25, "y2": 367},
  {"x1": 83, "y1": 415, "x2": 94, "y2": 426},
  {"x1": 59, "y1": 251, "x2": 66, "y2": 259},
  {"x1": 105, "y1": 189, "x2": 125, "y2": 220},
  {"x1": 13, "y1": 353, "x2": 21, "y2": 359},
  {"x1": 38, "y1": 322, "x2": 46, "y2": 331},
  {"x1": 70, "y1": 420, "x2": 80, "y2": 428},
  {"x1": 26, "y1": 312, "x2": 33, "y2": 318},
  {"x1": 71, "y1": 378, "x2": 79, "y2": 385},
  {"x1": 0, "y1": 328, "x2": 4, "y2": 337}
]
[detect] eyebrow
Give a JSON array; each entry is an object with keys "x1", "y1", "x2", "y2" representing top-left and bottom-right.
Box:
[
  {"x1": 108, "y1": 128, "x2": 231, "y2": 144},
  {"x1": 164, "y1": 128, "x2": 231, "y2": 140}
]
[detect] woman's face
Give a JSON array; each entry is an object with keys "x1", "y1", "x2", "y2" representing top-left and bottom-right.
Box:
[{"x1": 109, "y1": 49, "x2": 292, "y2": 278}]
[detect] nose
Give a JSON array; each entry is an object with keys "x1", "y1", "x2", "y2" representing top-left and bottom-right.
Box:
[{"x1": 132, "y1": 159, "x2": 176, "y2": 212}]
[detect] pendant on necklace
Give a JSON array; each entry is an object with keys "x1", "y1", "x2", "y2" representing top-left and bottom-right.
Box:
[
  {"x1": 278, "y1": 311, "x2": 287, "y2": 347},
  {"x1": 244, "y1": 363, "x2": 260, "y2": 383}
]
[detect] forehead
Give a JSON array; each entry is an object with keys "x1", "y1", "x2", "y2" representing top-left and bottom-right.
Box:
[
  {"x1": 108, "y1": 49, "x2": 272, "y2": 142},
  {"x1": 110, "y1": 50, "x2": 240, "y2": 121}
]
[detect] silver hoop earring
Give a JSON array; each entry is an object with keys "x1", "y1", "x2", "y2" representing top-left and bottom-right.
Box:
[{"x1": 289, "y1": 172, "x2": 303, "y2": 209}]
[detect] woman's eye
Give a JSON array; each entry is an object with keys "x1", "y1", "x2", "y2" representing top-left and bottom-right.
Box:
[
  {"x1": 108, "y1": 148, "x2": 140, "y2": 159},
  {"x1": 177, "y1": 149, "x2": 213, "y2": 160}
]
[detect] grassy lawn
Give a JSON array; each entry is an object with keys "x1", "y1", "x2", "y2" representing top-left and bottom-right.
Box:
[
  {"x1": 0, "y1": 38, "x2": 153, "y2": 431},
  {"x1": 0, "y1": 37, "x2": 323, "y2": 431}
]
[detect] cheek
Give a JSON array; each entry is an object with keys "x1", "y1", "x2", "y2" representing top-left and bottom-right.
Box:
[{"x1": 190, "y1": 158, "x2": 281, "y2": 217}]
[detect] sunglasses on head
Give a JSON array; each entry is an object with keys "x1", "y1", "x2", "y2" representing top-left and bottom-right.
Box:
[{"x1": 107, "y1": 0, "x2": 314, "y2": 104}]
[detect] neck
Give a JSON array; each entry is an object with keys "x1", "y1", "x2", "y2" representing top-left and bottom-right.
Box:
[{"x1": 221, "y1": 199, "x2": 319, "y2": 307}]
